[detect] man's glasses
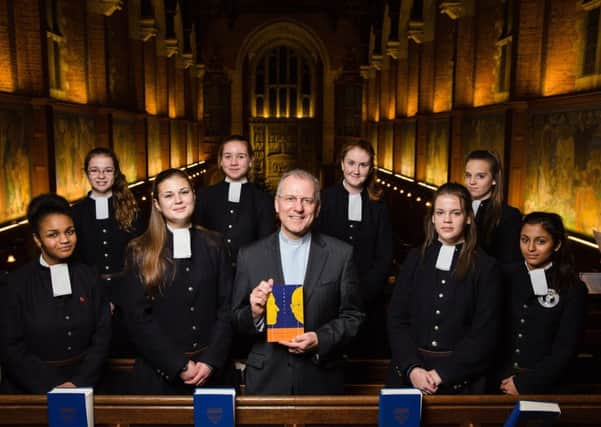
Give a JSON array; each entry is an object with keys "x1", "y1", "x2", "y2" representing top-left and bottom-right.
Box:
[{"x1": 277, "y1": 195, "x2": 316, "y2": 207}]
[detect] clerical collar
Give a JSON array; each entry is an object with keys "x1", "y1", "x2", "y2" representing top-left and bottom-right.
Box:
[
  {"x1": 225, "y1": 177, "x2": 247, "y2": 203},
  {"x1": 167, "y1": 224, "x2": 192, "y2": 259},
  {"x1": 342, "y1": 179, "x2": 362, "y2": 195},
  {"x1": 89, "y1": 192, "x2": 112, "y2": 220},
  {"x1": 225, "y1": 177, "x2": 248, "y2": 184},
  {"x1": 39, "y1": 255, "x2": 72, "y2": 296},
  {"x1": 435, "y1": 240, "x2": 463, "y2": 271},
  {"x1": 279, "y1": 230, "x2": 311, "y2": 247},
  {"x1": 526, "y1": 261, "x2": 553, "y2": 296}
]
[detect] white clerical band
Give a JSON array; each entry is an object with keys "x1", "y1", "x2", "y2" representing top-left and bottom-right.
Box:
[
  {"x1": 91, "y1": 196, "x2": 109, "y2": 220},
  {"x1": 171, "y1": 228, "x2": 192, "y2": 259},
  {"x1": 40, "y1": 256, "x2": 72, "y2": 296},
  {"x1": 228, "y1": 182, "x2": 242, "y2": 203},
  {"x1": 528, "y1": 262, "x2": 552, "y2": 296},
  {"x1": 348, "y1": 193, "x2": 362, "y2": 221},
  {"x1": 435, "y1": 245, "x2": 455, "y2": 271},
  {"x1": 472, "y1": 199, "x2": 482, "y2": 216},
  {"x1": 225, "y1": 177, "x2": 247, "y2": 203}
]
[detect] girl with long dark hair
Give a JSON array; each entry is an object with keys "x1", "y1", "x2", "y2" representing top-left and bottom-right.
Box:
[
  {"x1": 497, "y1": 212, "x2": 587, "y2": 394},
  {"x1": 71, "y1": 147, "x2": 144, "y2": 277},
  {"x1": 71, "y1": 147, "x2": 145, "y2": 357}
]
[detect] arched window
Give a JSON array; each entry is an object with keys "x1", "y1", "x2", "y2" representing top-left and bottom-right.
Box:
[
  {"x1": 46, "y1": 0, "x2": 65, "y2": 97},
  {"x1": 252, "y1": 45, "x2": 314, "y2": 118}
]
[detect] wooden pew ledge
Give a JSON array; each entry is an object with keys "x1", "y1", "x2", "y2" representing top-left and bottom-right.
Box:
[{"x1": 2, "y1": 394, "x2": 601, "y2": 425}]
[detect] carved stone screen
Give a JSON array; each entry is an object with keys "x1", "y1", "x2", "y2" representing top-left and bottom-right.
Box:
[{"x1": 250, "y1": 119, "x2": 318, "y2": 191}]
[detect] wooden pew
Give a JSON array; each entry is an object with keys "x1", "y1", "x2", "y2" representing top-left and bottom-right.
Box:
[
  {"x1": 103, "y1": 356, "x2": 601, "y2": 395},
  {"x1": 2, "y1": 394, "x2": 601, "y2": 426}
]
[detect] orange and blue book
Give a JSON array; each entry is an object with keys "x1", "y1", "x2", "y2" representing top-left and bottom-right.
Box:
[{"x1": 266, "y1": 284, "x2": 304, "y2": 342}]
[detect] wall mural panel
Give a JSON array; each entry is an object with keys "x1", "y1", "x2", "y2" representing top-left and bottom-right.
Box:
[
  {"x1": 379, "y1": 121, "x2": 394, "y2": 171},
  {"x1": 524, "y1": 109, "x2": 601, "y2": 236},
  {"x1": 425, "y1": 117, "x2": 449, "y2": 186},
  {"x1": 462, "y1": 113, "x2": 506, "y2": 160},
  {"x1": 147, "y1": 117, "x2": 162, "y2": 177},
  {"x1": 397, "y1": 120, "x2": 416, "y2": 178},
  {"x1": 186, "y1": 122, "x2": 197, "y2": 165},
  {"x1": 368, "y1": 122, "x2": 378, "y2": 163},
  {"x1": 0, "y1": 106, "x2": 31, "y2": 223},
  {"x1": 54, "y1": 111, "x2": 96, "y2": 201},
  {"x1": 112, "y1": 116, "x2": 139, "y2": 182},
  {"x1": 170, "y1": 121, "x2": 186, "y2": 168}
]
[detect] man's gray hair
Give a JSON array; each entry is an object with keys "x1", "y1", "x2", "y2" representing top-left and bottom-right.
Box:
[{"x1": 276, "y1": 169, "x2": 321, "y2": 204}]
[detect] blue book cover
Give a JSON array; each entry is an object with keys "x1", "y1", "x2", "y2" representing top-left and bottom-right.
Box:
[
  {"x1": 47, "y1": 387, "x2": 94, "y2": 427},
  {"x1": 194, "y1": 388, "x2": 236, "y2": 427},
  {"x1": 504, "y1": 400, "x2": 561, "y2": 427},
  {"x1": 266, "y1": 284, "x2": 304, "y2": 342},
  {"x1": 379, "y1": 388, "x2": 422, "y2": 427}
]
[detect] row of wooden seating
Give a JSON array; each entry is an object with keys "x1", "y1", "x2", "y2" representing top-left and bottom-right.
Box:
[
  {"x1": 2, "y1": 394, "x2": 601, "y2": 426},
  {"x1": 102, "y1": 356, "x2": 601, "y2": 395}
]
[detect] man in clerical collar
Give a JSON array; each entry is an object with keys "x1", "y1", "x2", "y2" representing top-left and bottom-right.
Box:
[{"x1": 232, "y1": 169, "x2": 365, "y2": 395}]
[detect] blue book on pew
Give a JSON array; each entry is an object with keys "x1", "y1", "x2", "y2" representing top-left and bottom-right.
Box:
[
  {"x1": 194, "y1": 388, "x2": 236, "y2": 427},
  {"x1": 504, "y1": 400, "x2": 561, "y2": 427},
  {"x1": 47, "y1": 387, "x2": 94, "y2": 427},
  {"x1": 379, "y1": 388, "x2": 422, "y2": 427}
]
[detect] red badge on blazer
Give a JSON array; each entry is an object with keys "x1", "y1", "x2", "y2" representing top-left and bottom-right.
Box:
[{"x1": 79, "y1": 296, "x2": 86, "y2": 303}]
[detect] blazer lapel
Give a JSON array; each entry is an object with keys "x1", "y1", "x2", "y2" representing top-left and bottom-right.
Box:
[
  {"x1": 303, "y1": 234, "x2": 328, "y2": 305},
  {"x1": 269, "y1": 233, "x2": 286, "y2": 285}
]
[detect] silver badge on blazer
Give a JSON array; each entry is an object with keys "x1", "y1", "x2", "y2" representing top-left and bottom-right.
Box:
[{"x1": 538, "y1": 289, "x2": 560, "y2": 308}]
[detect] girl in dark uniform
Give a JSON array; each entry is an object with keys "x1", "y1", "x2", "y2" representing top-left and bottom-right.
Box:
[
  {"x1": 497, "y1": 212, "x2": 587, "y2": 395},
  {"x1": 316, "y1": 140, "x2": 393, "y2": 355},
  {"x1": 0, "y1": 194, "x2": 111, "y2": 393},
  {"x1": 387, "y1": 183, "x2": 501, "y2": 394},
  {"x1": 71, "y1": 148, "x2": 145, "y2": 357},
  {"x1": 464, "y1": 150, "x2": 522, "y2": 264},
  {"x1": 118, "y1": 169, "x2": 233, "y2": 394},
  {"x1": 193, "y1": 135, "x2": 274, "y2": 264}
]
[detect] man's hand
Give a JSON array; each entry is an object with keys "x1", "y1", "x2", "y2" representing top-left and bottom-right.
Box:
[
  {"x1": 279, "y1": 332, "x2": 319, "y2": 354},
  {"x1": 250, "y1": 279, "x2": 274, "y2": 320}
]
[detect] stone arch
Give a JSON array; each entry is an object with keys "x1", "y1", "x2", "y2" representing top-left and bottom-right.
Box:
[{"x1": 231, "y1": 19, "x2": 337, "y2": 164}]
